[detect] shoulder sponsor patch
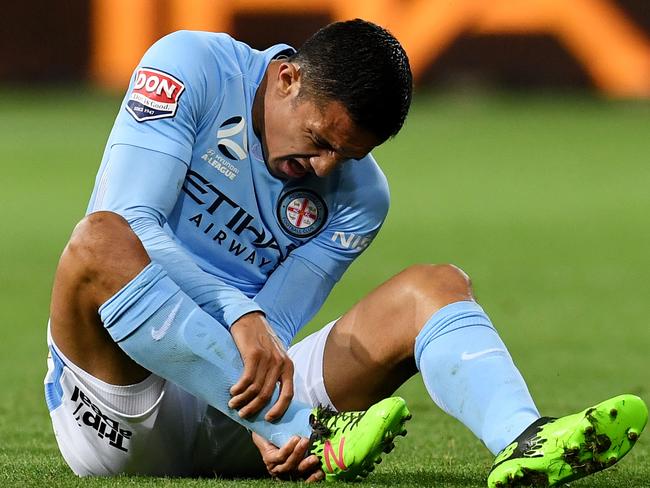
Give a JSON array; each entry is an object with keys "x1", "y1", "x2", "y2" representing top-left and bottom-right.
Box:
[
  {"x1": 126, "y1": 67, "x2": 185, "y2": 122},
  {"x1": 277, "y1": 189, "x2": 328, "y2": 238},
  {"x1": 331, "y1": 231, "x2": 375, "y2": 252}
]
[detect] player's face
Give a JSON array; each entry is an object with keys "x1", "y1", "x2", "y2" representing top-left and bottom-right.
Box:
[{"x1": 261, "y1": 63, "x2": 379, "y2": 180}]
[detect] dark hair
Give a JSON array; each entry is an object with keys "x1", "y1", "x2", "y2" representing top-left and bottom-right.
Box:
[{"x1": 291, "y1": 19, "x2": 412, "y2": 142}]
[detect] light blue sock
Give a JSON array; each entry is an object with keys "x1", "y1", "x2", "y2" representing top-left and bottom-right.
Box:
[
  {"x1": 414, "y1": 300, "x2": 540, "y2": 454},
  {"x1": 99, "y1": 262, "x2": 312, "y2": 447}
]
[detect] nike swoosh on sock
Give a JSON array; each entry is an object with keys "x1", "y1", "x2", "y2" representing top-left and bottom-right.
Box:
[
  {"x1": 151, "y1": 299, "x2": 183, "y2": 341},
  {"x1": 461, "y1": 348, "x2": 506, "y2": 361}
]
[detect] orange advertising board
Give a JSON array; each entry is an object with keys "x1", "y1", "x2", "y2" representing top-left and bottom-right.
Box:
[{"x1": 90, "y1": 0, "x2": 650, "y2": 96}]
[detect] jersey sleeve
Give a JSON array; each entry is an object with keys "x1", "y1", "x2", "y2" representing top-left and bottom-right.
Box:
[
  {"x1": 255, "y1": 156, "x2": 390, "y2": 345},
  {"x1": 89, "y1": 33, "x2": 263, "y2": 327},
  {"x1": 292, "y1": 155, "x2": 390, "y2": 281},
  {"x1": 109, "y1": 31, "x2": 223, "y2": 164},
  {"x1": 91, "y1": 149, "x2": 262, "y2": 328},
  {"x1": 253, "y1": 254, "x2": 336, "y2": 348}
]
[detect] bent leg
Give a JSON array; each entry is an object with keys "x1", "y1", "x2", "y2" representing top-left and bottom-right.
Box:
[
  {"x1": 323, "y1": 264, "x2": 539, "y2": 453},
  {"x1": 323, "y1": 264, "x2": 471, "y2": 410},
  {"x1": 48, "y1": 212, "x2": 312, "y2": 459},
  {"x1": 48, "y1": 213, "x2": 191, "y2": 474},
  {"x1": 50, "y1": 211, "x2": 151, "y2": 384}
]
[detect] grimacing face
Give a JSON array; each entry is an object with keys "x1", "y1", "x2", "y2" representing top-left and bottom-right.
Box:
[{"x1": 259, "y1": 61, "x2": 379, "y2": 180}]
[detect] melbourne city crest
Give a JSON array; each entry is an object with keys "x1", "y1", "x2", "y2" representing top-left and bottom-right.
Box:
[{"x1": 277, "y1": 189, "x2": 327, "y2": 238}]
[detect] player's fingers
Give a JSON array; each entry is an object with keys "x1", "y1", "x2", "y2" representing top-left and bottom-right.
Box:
[
  {"x1": 270, "y1": 437, "x2": 309, "y2": 475},
  {"x1": 305, "y1": 468, "x2": 325, "y2": 483},
  {"x1": 230, "y1": 346, "x2": 274, "y2": 411},
  {"x1": 229, "y1": 372, "x2": 265, "y2": 412},
  {"x1": 266, "y1": 436, "x2": 300, "y2": 467},
  {"x1": 251, "y1": 431, "x2": 282, "y2": 460},
  {"x1": 238, "y1": 360, "x2": 282, "y2": 418},
  {"x1": 229, "y1": 347, "x2": 262, "y2": 397},
  {"x1": 265, "y1": 358, "x2": 294, "y2": 421},
  {"x1": 252, "y1": 434, "x2": 280, "y2": 473},
  {"x1": 297, "y1": 454, "x2": 321, "y2": 474},
  {"x1": 264, "y1": 438, "x2": 309, "y2": 480},
  {"x1": 251, "y1": 432, "x2": 270, "y2": 452},
  {"x1": 233, "y1": 347, "x2": 280, "y2": 415},
  {"x1": 252, "y1": 433, "x2": 303, "y2": 477}
]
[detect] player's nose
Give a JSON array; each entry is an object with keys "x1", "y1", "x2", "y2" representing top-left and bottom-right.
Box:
[{"x1": 310, "y1": 154, "x2": 342, "y2": 177}]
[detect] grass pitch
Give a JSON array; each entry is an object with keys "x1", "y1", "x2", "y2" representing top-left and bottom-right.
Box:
[{"x1": 0, "y1": 88, "x2": 648, "y2": 487}]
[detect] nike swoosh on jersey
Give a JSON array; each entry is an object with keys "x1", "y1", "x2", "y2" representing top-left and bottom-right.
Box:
[
  {"x1": 151, "y1": 299, "x2": 183, "y2": 341},
  {"x1": 460, "y1": 348, "x2": 506, "y2": 361}
]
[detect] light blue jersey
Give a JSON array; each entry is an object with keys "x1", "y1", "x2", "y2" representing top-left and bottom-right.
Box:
[{"x1": 89, "y1": 31, "x2": 389, "y2": 346}]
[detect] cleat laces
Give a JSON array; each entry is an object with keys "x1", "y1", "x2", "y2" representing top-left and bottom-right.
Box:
[{"x1": 309, "y1": 405, "x2": 367, "y2": 439}]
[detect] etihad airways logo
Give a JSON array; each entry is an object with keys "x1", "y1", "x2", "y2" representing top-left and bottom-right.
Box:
[
  {"x1": 217, "y1": 116, "x2": 247, "y2": 160},
  {"x1": 182, "y1": 169, "x2": 288, "y2": 270}
]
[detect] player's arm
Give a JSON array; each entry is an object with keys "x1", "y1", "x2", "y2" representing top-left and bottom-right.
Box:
[
  {"x1": 95, "y1": 144, "x2": 262, "y2": 324},
  {"x1": 255, "y1": 157, "x2": 390, "y2": 347},
  {"x1": 95, "y1": 144, "x2": 294, "y2": 420},
  {"x1": 90, "y1": 31, "x2": 293, "y2": 420}
]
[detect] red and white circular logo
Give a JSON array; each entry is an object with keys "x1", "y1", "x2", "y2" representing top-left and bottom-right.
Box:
[
  {"x1": 287, "y1": 197, "x2": 318, "y2": 228},
  {"x1": 277, "y1": 190, "x2": 327, "y2": 237}
]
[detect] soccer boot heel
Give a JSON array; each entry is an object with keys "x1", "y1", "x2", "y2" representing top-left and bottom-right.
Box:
[
  {"x1": 488, "y1": 394, "x2": 648, "y2": 487},
  {"x1": 309, "y1": 396, "x2": 411, "y2": 481}
]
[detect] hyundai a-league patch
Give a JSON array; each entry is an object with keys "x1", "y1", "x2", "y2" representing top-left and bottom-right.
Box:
[
  {"x1": 277, "y1": 189, "x2": 327, "y2": 237},
  {"x1": 126, "y1": 68, "x2": 185, "y2": 122}
]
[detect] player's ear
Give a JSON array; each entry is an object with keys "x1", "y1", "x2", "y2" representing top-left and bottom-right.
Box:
[{"x1": 276, "y1": 62, "x2": 301, "y2": 99}]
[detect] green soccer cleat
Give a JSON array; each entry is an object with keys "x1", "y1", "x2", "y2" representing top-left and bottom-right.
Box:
[
  {"x1": 308, "y1": 396, "x2": 411, "y2": 481},
  {"x1": 488, "y1": 394, "x2": 648, "y2": 487}
]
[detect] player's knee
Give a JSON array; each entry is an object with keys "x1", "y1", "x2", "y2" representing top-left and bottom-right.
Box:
[
  {"x1": 401, "y1": 263, "x2": 473, "y2": 305},
  {"x1": 67, "y1": 212, "x2": 133, "y2": 266},
  {"x1": 63, "y1": 211, "x2": 149, "y2": 287}
]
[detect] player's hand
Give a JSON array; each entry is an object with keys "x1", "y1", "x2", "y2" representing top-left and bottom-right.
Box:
[
  {"x1": 252, "y1": 433, "x2": 324, "y2": 482},
  {"x1": 229, "y1": 312, "x2": 294, "y2": 421}
]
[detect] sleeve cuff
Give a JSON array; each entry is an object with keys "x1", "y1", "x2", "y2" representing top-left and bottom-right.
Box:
[{"x1": 222, "y1": 301, "x2": 264, "y2": 328}]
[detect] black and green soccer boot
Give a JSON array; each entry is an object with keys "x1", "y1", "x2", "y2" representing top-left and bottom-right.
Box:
[
  {"x1": 488, "y1": 394, "x2": 648, "y2": 487},
  {"x1": 309, "y1": 396, "x2": 411, "y2": 481}
]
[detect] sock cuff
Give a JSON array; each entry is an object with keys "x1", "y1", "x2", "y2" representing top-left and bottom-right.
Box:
[
  {"x1": 414, "y1": 300, "x2": 494, "y2": 370},
  {"x1": 100, "y1": 262, "x2": 180, "y2": 342}
]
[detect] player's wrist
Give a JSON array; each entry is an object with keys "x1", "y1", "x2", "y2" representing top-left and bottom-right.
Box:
[
  {"x1": 231, "y1": 311, "x2": 266, "y2": 328},
  {"x1": 223, "y1": 302, "x2": 265, "y2": 329}
]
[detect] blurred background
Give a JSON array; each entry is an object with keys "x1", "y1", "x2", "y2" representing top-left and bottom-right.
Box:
[
  {"x1": 1, "y1": 1, "x2": 649, "y2": 486},
  {"x1": 3, "y1": 0, "x2": 650, "y2": 95}
]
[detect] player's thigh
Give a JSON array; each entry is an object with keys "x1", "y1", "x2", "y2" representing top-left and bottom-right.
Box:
[
  {"x1": 50, "y1": 212, "x2": 152, "y2": 386},
  {"x1": 321, "y1": 264, "x2": 473, "y2": 410},
  {"x1": 335, "y1": 264, "x2": 473, "y2": 350},
  {"x1": 45, "y1": 338, "x2": 204, "y2": 476}
]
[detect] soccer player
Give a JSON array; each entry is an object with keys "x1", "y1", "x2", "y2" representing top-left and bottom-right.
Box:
[{"x1": 44, "y1": 19, "x2": 647, "y2": 485}]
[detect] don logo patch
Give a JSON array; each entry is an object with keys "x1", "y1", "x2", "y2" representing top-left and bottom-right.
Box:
[
  {"x1": 126, "y1": 68, "x2": 185, "y2": 122},
  {"x1": 277, "y1": 189, "x2": 327, "y2": 238}
]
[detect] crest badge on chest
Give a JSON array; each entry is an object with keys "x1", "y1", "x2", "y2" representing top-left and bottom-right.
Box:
[{"x1": 277, "y1": 189, "x2": 328, "y2": 238}]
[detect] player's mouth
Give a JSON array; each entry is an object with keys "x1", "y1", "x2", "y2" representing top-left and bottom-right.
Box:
[{"x1": 279, "y1": 158, "x2": 309, "y2": 179}]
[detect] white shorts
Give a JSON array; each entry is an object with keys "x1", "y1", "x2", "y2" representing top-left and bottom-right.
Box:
[{"x1": 44, "y1": 321, "x2": 337, "y2": 478}]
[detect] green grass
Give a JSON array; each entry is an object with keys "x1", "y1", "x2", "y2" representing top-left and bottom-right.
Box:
[{"x1": 0, "y1": 87, "x2": 648, "y2": 487}]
